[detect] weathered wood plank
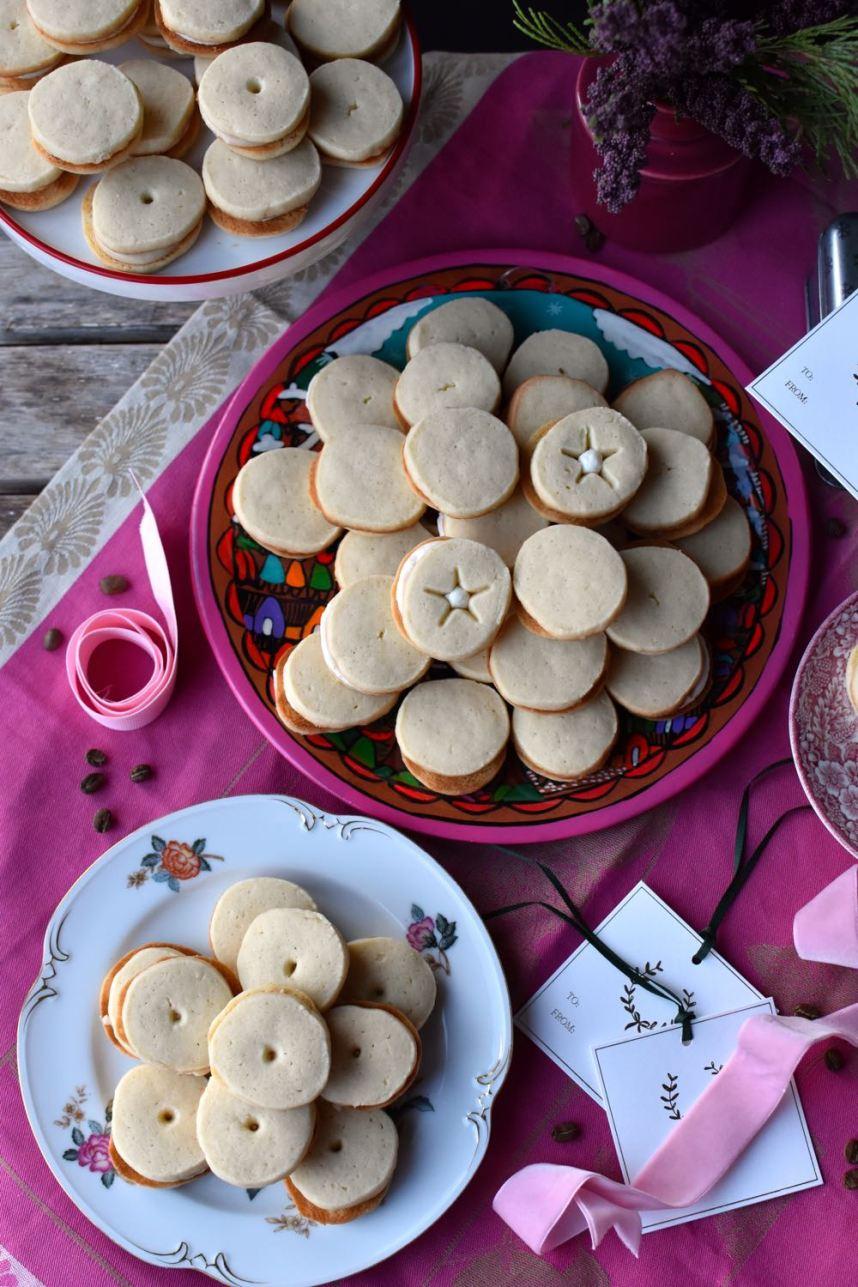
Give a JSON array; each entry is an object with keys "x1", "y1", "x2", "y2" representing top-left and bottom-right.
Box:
[
  {"x1": 0, "y1": 494, "x2": 33, "y2": 540},
  {"x1": 0, "y1": 237, "x2": 195, "y2": 343},
  {"x1": 0, "y1": 344, "x2": 160, "y2": 481}
]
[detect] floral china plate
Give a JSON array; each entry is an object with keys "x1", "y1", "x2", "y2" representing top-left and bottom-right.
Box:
[
  {"x1": 17, "y1": 794, "x2": 512, "y2": 1286},
  {"x1": 191, "y1": 248, "x2": 811, "y2": 844},
  {"x1": 790, "y1": 591, "x2": 858, "y2": 860}
]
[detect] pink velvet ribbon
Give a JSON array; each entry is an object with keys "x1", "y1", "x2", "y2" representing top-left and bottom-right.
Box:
[
  {"x1": 64, "y1": 496, "x2": 177, "y2": 731},
  {"x1": 494, "y1": 868, "x2": 858, "y2": 1257}
]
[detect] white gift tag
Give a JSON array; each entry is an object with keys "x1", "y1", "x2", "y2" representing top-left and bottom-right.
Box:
[
  {"x1": 515, "y1": 883, "x2": 763, "y2": 1103},
  {"x1": 594, "y1": 1000, "x2": 822, "y2": 1231},
  {"x1": 747, "y1": 289, "x2": 858, "y2": 498}
]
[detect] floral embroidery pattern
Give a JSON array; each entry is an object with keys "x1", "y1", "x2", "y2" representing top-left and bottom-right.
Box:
[
  {"x1": 57, "y1": 1087, "x2": 115, "y2": 1189},
  {"x1": 140, "y1": 328, "x2": 232, "y2": 422},
  {"x1": 128, "y1": 835, "x2": 224, "y2": 892},
  {"x1": 407, "y1": 906, "x2": 457, "y2": 973},
  {"x1": 78, "y1": 404, "x2": 168, "y2": 498},
  {"x1": 15, "y1": 478, "x2": 105, "y2": 576},
  {"x1": 0, "y1": 554, "x2": 41, "y2": 647}
]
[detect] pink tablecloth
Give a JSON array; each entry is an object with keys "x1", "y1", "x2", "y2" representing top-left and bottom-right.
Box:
[{"x1": 2, "y1": 52, "x2": 857, "y2": 1287}]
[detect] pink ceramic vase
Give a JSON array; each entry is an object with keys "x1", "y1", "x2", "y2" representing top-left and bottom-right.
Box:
[{"x1": 572, "y1": 57, "x2": 754, "y2": 252}]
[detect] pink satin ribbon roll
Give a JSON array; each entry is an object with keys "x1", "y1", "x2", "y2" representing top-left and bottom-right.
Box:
[
  {"x1": 65, "y1": 496, "x2": 177, "y2": 732},
  {"x1": 494, "y1": 866, "x2": 858, "y2": 1258}
]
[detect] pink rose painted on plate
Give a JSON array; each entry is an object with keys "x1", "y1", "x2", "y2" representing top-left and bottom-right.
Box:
[{"x1": 407, "y1": 905, "x2": 457, "y2": 973}]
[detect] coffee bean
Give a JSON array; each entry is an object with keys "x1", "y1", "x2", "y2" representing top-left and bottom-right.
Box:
[
  {"x1": 99, "y1": 574, "x2": 128, "y2": 596},
  {"x1": 794, "y1": 1003, "x2": 821, "y2": 1020},
  {"x1": 93, "y1": 808, "x2": 113, "y2": 834},
  {"x1": 85, "y1": 748, "x2": 107, "y2": 767},
  {"x1": 42, "y1": 627, "x2": 62, "y2": 651},
  {"x1": 844, "y1": 1169, "x2": 858, "y2": 1190},
  {"x1": 551, "y1": 1121, "x2": 581, "y2": 1143},
  {"x1": 81, "y1": 771, "x2": 105, "y2": 794},
  {"x1": 130, "y1": 764, "x2": 153, "y2": 783},
  {"x1": 845, "y1": 1139, "x2": 858, "y2": 1165},
  {"x1": 825, "y1": 1048, "x2": 845, "y2": 1071}
]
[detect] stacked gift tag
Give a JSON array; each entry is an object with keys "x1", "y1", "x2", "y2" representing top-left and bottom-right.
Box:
[{"x1": 232, "y1": 297, "x2": 752, "y2": 791}]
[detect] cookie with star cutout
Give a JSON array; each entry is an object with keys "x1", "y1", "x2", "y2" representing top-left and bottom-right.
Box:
[
  {"x1": 524, "y1": 407, "x2": 648, "y2": 525},
  {"x1": 391, "y1": 536, "x2": 512, "y2": 662}
]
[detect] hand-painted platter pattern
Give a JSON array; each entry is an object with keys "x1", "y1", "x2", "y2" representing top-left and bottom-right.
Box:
[{"x1": 191, "y1": 250, "x2": 810, "y2": 843}]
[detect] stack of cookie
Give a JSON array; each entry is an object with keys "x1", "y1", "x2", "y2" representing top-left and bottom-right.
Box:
[
  {"x1": 0, "y1": 1, "x2": 405, "y2": 267},
  {"x1": 100, "y1": 874, "x2": 436, "y2": 1221},
  {"x1": 233, "y1": 300, "x2": 752, "y2": 792}
]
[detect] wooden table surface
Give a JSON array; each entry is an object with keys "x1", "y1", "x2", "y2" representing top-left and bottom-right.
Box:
[{"x1": 0, "y1": 238, "x2": 197, "y2": 539}]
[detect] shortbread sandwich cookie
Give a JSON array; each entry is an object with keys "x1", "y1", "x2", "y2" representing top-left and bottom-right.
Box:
[
  {"x1": 606, "y1": 546, "x2": 710, "y2": 654},
  {"x1": 513, "y1": 526, "x2": 627, "y2": 640},
  {"x1": 404, "y1": 408, "x2": 518, "y2": 518},
  {"x1": 155, "y1": 0, "x2": 266, "y2": 57},
  {"x1": 199, "y1": 42, "x2": 309, "y2": 158},
  {"x1": 438, "y1": 489, "x2": 548, "y2": 567},
  {"x1": 673, "y1": 494, "x2": 751, "y2": 596},
  {"x1": 237, "y1": 906, "x2": 349, "y2": 1009},
  {"x1": 0, "y1": 90, "x2": 77, "y2": 209},
  {"x1": 109, "y1": 1064, "x2": 207, "y2": 1188},
  {"x1": 622, "y1": 427, "x2": 713, "y2": 536},
  {"x1": 0, "y1": 2, "x2": 62, "y2": 88},
  {"x1": 450, "y1": 649, "x2": 492, "y2": 682},
  {"x1": 324, "y1": 1003, "x2": 420, "y2": 1108},
  {"x1": 505, "y1": 374, "x2": 608, "y2": 448},
  {"x1": 656, "y1": 458, "x2": 727, "y2": 540},
  {"x1": 488, "y1": 616, "x2": 608, "y2": 712},
  {"x1": 209, "y1": 876, "x2": 317, "y2": 974},
  {"x1": 203, "y1": 136, "x2": 321, "y2": 236},
  {"x1": 320, "y1": 575, "x2": 430, "y2": 694},
  {"x1": 117, "y1": 952, "x2": 237, "y2": 1074},
  {"x1": 334, "y1": 524, "x2": 426, "y2": 587},
  {"x1": 99, "y1": 942, "x2": 195, "y2": 1055},
  {"x1": 340, "y1": 936, "x2": 436, "y2": 1028},
  {"x1": 286, "y1": 1102, "x2": 398, "y2": 1224},
  {"x1": 119, "y1": 61, "x2": 198, "y2": 159},
  {"x1": 208, "y1": 986, "x2": 331, "y2": 1109},
  {"x1": 392, "y1": 537, "x2": 511, "y2": 661},
  {"x1": 525, "y1": 407, "x2": 647, "y2": 525},
  {"x1": 26, "y1": 0, "x2": 149, "y2": 54},
  {"x1": 512, "y1": 690, "x2": 618, "y2": 782},
  {"x1": 407, "y1": 296, "x2": 514, "y2": 373},
  {"x1": 28, "y1": 60, "x2": 143, "y2": 173},
  {"x1": 606, "y1": 634, "x2": 706, "y2": 718},
  {"x1": 233, "y1": 447, "x2": 341, "y2": 557},
  {"x1": 309, "y1": 58, "x2": 402, "y2": 166},
  {"x1": 274, "y1": 633, "x2": 397, "y2": 736},
  {"x1": 613, "y1": 369, "x2": 715, "y2": 447},
  {"x1": 311, "y1": 423, "x2": 426, "y2": 531},
  {"x1": 139, "y1": 9, "x2": 185, "y2": 57},
  {"x1": 395, "y1": 677, "x2": 510, "y2": 794},
  {"x1": 307, "y1": 354, "x2": 400, "y2": 439},
  {"x1": 288, "y1": 0, "x2": 401, "y2": 62},
  {"x1": 394, "y1": 342, "x2": 501, "y2": 427},
  {"x1": 83, "y1": 157, "x2": 205, "y2": 273},
  {"x1": 197, "y1": 1078, "x2": 315, "y2": 1188},
  {"x1": 503, "y1": 329, "x2": 610, "y2": 400}
]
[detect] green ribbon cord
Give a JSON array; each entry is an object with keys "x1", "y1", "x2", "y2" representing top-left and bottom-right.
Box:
[
  {"x1": 486, "y1": 847, "x2": 697, "y2": 1045},
  {"x1": 692, "y1": 757, "x2": 811, "y2": 965}
]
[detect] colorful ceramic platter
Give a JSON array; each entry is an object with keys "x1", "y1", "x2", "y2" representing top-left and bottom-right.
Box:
[
  {"x1": 0, "y1": 5, "x2": 420, "y2": 302},
  {"x1": 17, "y1": 794, "x2": 511, "y2": 1286},
  {"x1": 790, "y1": 591, "x2": 858, "y2": 860},
  {"x1": 190, "y1": 250, "x2": 811, "y2": 844}
]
